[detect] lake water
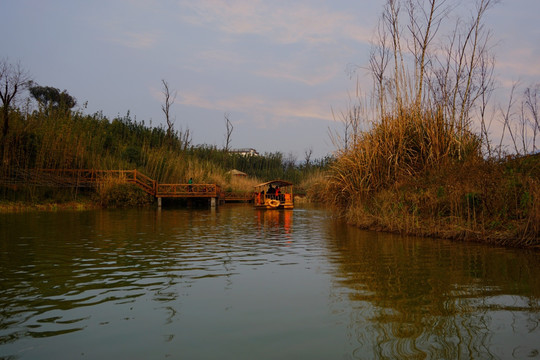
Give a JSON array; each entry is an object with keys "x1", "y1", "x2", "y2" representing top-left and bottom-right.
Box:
[{"x1": 0, "y1": 204, "x2": 539, "y2": 359}]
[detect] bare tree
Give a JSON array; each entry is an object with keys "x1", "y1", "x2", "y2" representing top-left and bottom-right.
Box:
[
  {"x1": 329, "y1": 107, "x2": 350, "y2": 151},
  {"x1": 498, "y1": 82, "x2": 519, "y2": 157},
  {"x1": 369, "y1": 18, "x2": 391, "y2": 117},
  {"x1": 456, "y1": 0, "x2": 495, "y2": 132},
  {"x1": 477, "y1": 49, "x2": 496, "y2": 157},
  {"x1": 524, "y1": 84, "x2": 539, "y2": 153},
  {"x1": 284, "y1": 152, "x2": 297, "y2": 172},
  {"x1": 0, "y1": 59, "x2": 31, "y2": 139},
  {"x1": 518, "y1": 100, "x2": 529, "y2": 154},
  {"x1": 304, "y1": 147, "x2": 313, "y2": 167},
  {"x1": 161, "y1": 79, "x2": 177, "y2": 139},
  {"x1": 383, "y1": 0, "x2": 407, "y2": 112},
  {"x1": 407, "y1": 0, "x2": 449, "y2": 107},
  {"x1": 367, "y1": 0, "x2": 497, "y2": 160},
  {"x1": 224, "y1": 113, "x2": 234, "y2": 152},
  {"x1": 329, "y1": 94, "x2": 365, "y2": 153},
  {"x1": 178, "y1": 125, "x2": 192, "y2": 151}
]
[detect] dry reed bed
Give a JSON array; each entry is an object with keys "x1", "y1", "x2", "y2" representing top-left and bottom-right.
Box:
[
  {"x1": 321, "y1": 111, "x2": 539, "y2": 248},
  {"x1": 315, "y1": 0, "x2": 539, "y2": 248},
  {"x1": 1, "y1": 107, "x2": 312, "y2": 206}
]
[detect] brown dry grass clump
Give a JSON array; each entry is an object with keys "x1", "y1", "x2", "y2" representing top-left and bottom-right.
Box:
[
  {"x1": 311, "y1": 107, "x2": 540, "y2": 248},
  {"x1": 309, "y1": 0, "x2": 539, "y2": 247},
  {"x1": 324, "y1": 139, "x2": 539, "y2": 247},
  {"x1": 94, "y1": 175, "x2": 153, "y2": 207}
]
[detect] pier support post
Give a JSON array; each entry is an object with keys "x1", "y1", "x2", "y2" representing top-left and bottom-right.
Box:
[
  {"x1": 157, "y1": 197, "x2": 162, "y2": 208},
  {"x1": 210, "y1": 197, "x2": 217, "y2": 208}
]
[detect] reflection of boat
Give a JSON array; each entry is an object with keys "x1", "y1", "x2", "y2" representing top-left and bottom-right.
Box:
[
  {"x1": 255, "y1": 208, "x2": 293, "y2": 240},
  {"x1": 254, "y1": 180, "x2": 294, "y2": 209}
]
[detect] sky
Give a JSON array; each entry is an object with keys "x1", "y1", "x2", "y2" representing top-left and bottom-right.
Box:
[{"x1": 2, "y1": 0, "x2": 539, "y2": 159}]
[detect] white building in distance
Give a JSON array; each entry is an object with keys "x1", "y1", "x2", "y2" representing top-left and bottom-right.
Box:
[{"x1": 231, "y1": 148, "x2": 259, "y2": 156}]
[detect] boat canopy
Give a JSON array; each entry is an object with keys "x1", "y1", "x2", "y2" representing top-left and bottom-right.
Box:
[
  {"x1": 254, "y1": 180, "x2": 293, "y2": 188},
  {"x1": 254, "y1": 179, "x2": 294, "y2": 209}
]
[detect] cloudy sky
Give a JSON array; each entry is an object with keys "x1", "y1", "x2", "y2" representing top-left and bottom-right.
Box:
[{"x1": 2, "y1": 0, "x2": 539, "y2": 159}]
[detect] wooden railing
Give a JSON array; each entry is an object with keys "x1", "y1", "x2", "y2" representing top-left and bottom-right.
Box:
[
  {"x1": 222, "y1": 191, "x2": 256, "y2": 201},
  {"x1": 129, "y1": 170, "x2": 156, "y2": 195},
  {"x1": 156, "y1": 183, "x2": 220, "y2": 198},
  {"x1": 0, "y1": 169, "x2": 107, "y2": 187},
  {"x1": 34, "y1": 169, "x2": 157, "y2": 194},
  {"x1": 0, "y1": 169, "x2": 249, "y2": 201}
]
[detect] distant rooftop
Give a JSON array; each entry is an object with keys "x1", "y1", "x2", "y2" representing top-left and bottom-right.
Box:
[
  {"x1": 231, "y1": 148, "x2": 259, "y2": 156},
  {"x1": 227, "y1": 169, "x2": 248, "y2": 177}
]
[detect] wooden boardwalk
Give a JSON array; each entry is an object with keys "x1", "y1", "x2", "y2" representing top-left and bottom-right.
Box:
[
  {"x1": 222, "y1": 191, "x2": 256, "y2": 202},
  {"x1": 0, "y1": 169, "x2": 254, "y2": 205}
]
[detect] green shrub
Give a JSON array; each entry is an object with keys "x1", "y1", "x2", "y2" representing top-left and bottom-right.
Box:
[
  {"x1": 96, "y1": 183, "x2": 153, "y2": 207},
  {"x1": 122, "y1": 146, "x2": 142, "y2": 165}
]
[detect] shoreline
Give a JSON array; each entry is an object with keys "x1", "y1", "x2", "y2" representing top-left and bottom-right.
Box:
[
  {"x1": 349, "y1": 220, "x2": 540, "y2": 250},
  {"x1": 0, "y1": 200, "x2": 100, "y2": 213},
  {"x1": 2, "y1": 198, "x2": 538, "y2": 250},
  {"x1": 342, "y1": 209, "x2": 540, "y2": 250}
]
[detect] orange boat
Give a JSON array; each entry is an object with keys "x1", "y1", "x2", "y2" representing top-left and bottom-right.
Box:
[{"x1": 254, "y1": 180, "x2": 294, "y2": 210}]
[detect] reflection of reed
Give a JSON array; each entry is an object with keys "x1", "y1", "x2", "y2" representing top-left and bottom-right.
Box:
[{"x1": 324, "y1": 222, "x2": 540, "y2": 359}]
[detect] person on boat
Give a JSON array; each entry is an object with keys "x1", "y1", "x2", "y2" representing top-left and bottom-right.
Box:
[
  {"x1": 268, "y1": 184, "x2": 275, "y2": 196},
  {"x1": 188, "y1": 177, "x2": 193, "y2": 192},
  {"x1": 275, "y1": 186, "x2": 280, "y2": 200}
]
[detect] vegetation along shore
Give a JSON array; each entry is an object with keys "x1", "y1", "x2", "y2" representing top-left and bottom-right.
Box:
[
  {"x1": 306, "y1": 0, "x2": 539, "y2": 248},
  {"x1": 1, "y1": 0, "x2": 539, "y2": 249}
]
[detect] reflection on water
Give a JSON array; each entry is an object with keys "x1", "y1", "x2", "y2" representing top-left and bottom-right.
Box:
[
  {"x1": 325, "y1": 223, "x2": 540, "y2": 359},
  {"x1": 0, "y1": 205, "x2": 539, "y2": 359}
]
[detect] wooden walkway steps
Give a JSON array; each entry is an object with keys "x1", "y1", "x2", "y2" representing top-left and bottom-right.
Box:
[
  {"x1": 222, "y1": 191, "x2": 256, "y2": 202},
  {"x1": 0, "y1": 169, "x2": 254, "y2": 206}
]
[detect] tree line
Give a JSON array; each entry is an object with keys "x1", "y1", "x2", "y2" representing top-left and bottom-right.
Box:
[{"x1": 0, "y1": 59, "x2": 330, "y2": 197}]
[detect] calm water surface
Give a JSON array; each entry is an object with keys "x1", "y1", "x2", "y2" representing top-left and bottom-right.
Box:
[{"x1": 0, "y1": 204, "x2": 539, "y2": 359}]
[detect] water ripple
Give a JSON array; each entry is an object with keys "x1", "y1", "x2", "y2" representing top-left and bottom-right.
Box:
[{"x1": 1, "y1": 206, "x2": 539, "y2": 359}]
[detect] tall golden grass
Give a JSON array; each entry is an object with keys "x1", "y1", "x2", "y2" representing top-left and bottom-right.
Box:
[
  {"x1": 1, "y1": 106, "x2": 310, "y2": 204},
  {"x1": 0, "y1": 109, "x2": 250, "y2": 200},
  {"x1": 319, "y1": 105, "x2": 539, "y2": 247},
  {"x1": 329, "y1": 109, "x2": 480, "y2": 200},
  {"x1": 298, "y1": 169, "x2": 330, "y2": 203},
  {"x1": 314, "y1": 0, "x2": 539, "y2": 248},
  {"x1": 94, "y1": 174, "x2": 153, "y2": 207}
]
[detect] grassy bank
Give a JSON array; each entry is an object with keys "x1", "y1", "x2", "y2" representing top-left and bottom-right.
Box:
[
  {"x1": 307, "y1": 110, "x2": 539, "y2": 248},
  {"x1": 305, "y1": 0, "x2": 540, "y2": 249},
  {"x1": 341, "y1": 158, "x2": 538, "y2": 247},
  {"x1": 0, "y1": 199, "x2": 98, "y2": 213},
  {"x1": 313, "y1": 104, "x2": 538, "y2": 247},
  {"x1": 0, "y1": 104, "x2": 328, "y2": 208}
]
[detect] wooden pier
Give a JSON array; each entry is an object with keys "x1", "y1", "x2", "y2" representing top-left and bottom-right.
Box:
[{"x1": 0, "y1": 169, "x2": 254, "y2": 207}]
